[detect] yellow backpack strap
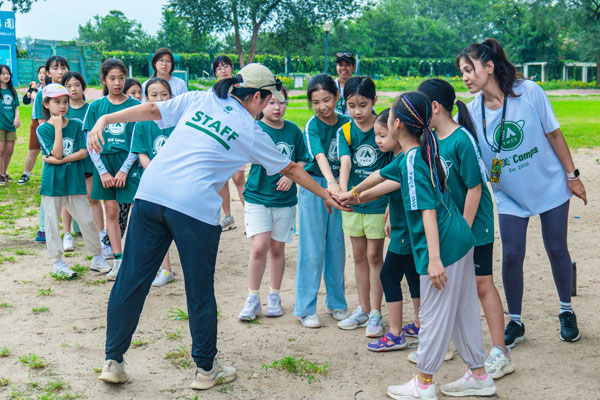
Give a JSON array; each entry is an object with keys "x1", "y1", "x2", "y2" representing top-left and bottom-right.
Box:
[{"x1": 342, "y1": 122, "x2": 351, "y2": 146}]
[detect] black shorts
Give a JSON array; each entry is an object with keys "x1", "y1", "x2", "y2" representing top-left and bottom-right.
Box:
[{"x1": 474, "y1": 242, "x2": 493, "y2": 276}]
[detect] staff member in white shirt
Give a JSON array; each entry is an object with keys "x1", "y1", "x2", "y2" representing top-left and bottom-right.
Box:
[
  {"x1": 141, "y1": 48, "x2": 188, "y2": 101},
  {"x1": 457, "y1": 38, "x2": 587, "y2": 349},
  {"x1": 88, "y1": 64, "x2": 349, "y2": 391}
]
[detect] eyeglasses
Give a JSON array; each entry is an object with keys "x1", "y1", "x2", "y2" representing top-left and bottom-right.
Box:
[
  {"x1": 267, "y1": 100, "x2": 288, "y2": 107},
  {"x1": 157, "y1": 59, "x2": 172, "y2": 65},
  {"x1": 336, "y1": 52, "x2": 354, "y2": 58},
  {"x1": 259, "y1": 78, "x2": 283, "y2": 92}
]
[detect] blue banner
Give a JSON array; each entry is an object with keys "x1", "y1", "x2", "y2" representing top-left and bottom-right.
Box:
[{"x1": 0, "y1": 11, "x2": 17, "y2": 84}]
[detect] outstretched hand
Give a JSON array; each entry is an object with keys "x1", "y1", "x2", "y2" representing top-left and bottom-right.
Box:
[
  {"x1": 88, "y1": 116, "x2": 107, "y2": 154},
  {"x1": 324, "y1": 195, "x2": 353, "y2": 214},
  {"x1": 569, "y1": 179, "x2": 587, "y2": 205}
]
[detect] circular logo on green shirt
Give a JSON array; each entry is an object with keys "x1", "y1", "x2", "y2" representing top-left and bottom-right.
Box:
[
  {"x1": 327, "y1": 139, "x2": 338, "y2": 162},
  {"x1": 153, "y1": 135, "x2": 168, "y2": 156},
  {"x1": 492, "y1": 120, "x2": 525, "y2": 151},
  {"x1": 276, "y1": 142, "x2": 294, "y2": 160},
  {"x1": 2, "y1": 94, "x2": 12, "y2": 106},
  {"x1": 106, "y1": 123, "x2": 126, "y2": 135},
  {"x1": 62, "y1": 138, "x2": 74, "y2": 157},
  {"x1": 439, "y1": 156, "x2": 453, "y2": 179},
  {"x1": 354, "y1": 145, "x2": 378, "y2": 167}
]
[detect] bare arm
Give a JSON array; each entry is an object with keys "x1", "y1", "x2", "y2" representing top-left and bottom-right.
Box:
[
  {"x1": 463, "y1": 184, "x2": 482, "y2": 228},
  {"x1": 337, "y1": 170, "x2": 386, "y2": 204},
  {"x1": 138, "y1": 153, "x2": 151, "y2": 169},
  {"x1": 338, "y1": 155, "x2": 352, "y2": 192},
  {"x1": 546, "y1": 128, "x2": 587, "y2": 205},
  {"x1": 342, "y1": 179, "x2": 400, "y2": 205},
  {"x1": 43, "y1": 149, "x2": 87, "y2": 165},
  {"x1": 422, "y1": 209, "x2": 446, "y2": 290},
  {"x1": 314, "y1": 153, "x2": 341, "y2": 196},
  {"x1": 49, "y1": 116, "x2": 64, "y2": 159}
]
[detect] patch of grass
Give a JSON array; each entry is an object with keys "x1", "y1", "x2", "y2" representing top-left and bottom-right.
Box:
[
  {"x1": 262, "y1": 356, "x2": 328, "y2": 384},
  {"x1": 288, "y1": 337, "x2": 296, "y2": 342},
  {"x1": 1, "y1": 346, "x2": 10, "y2": 357},
  {"x1": 32, "y1": 306, "x2": 50, "y2": 314},
  {"x1": 43, "y1": 378, "x2": 69, "y2": 392},
  {"x1": 86, "y1": 279, "x2": 107, "y2": 285},
  {"x1": 165, "y1": 345, "x2": 193, "y2": 370},
  {"x1": 165, "y1": 345, "x2": 188, "y2": 359},
  {"x1": 70, "y1": 264, "x2": 88, "y2": 278},
  {"x1": 0, "y1": 302, "x2": 12, "y2": 308},
  {"x1": 85, "y1": 255, "x2": 93, "y2": 261},
  {"x1": 18, "y1": 353, "x2": 49, "y2": 369},
  {"x1": 14, "y1": 248, "x2": 35, "y2": 256},
  {"x1": 131, "y1": 338, "x2": 148, "y2": 348},
  {"x1": 165, "y1": 328, "x2": 183, "y2": 340},
  {"x1": 37, "y1": 287, "x2": 53, "y2": 296},
  {"x1": 0, "y1": 255, "x2": 15, "y2": 263},
  {"x1": 49, "y1": 272, "x2": 76, "y2": 281},
  {"x1": 168, "y1": 307, "x2": 188, "y2": 320},
  {"x1": 0, "y1": 377, "x2": 8, "y2": 386},
  {"x1": 93, "y1": 367, "x2": 102, "y2": 373},
  {"x1": 63, "y1": 252, "x2": 75, "y2": 258}
]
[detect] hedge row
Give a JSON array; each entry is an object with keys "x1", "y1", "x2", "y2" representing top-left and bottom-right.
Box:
[{"x1": 100, "y1": 51, "x2": 457, "y2": 78}]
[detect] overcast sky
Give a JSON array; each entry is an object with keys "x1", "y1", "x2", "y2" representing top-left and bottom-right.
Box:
[{"x1": 1, "y1": 0, "x2": 168, "y2": 40}]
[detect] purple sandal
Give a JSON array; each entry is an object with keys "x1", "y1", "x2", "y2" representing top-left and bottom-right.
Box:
[
  {"x1": 366, "y1": 332, "x2": 407, "y2": 352},
  {"x1": 402, "y1": 322, "x2": 420, "y2": 337}
]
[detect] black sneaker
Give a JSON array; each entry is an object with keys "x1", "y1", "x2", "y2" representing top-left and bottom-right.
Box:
[
  {"x1": 504, "y1": 320, "x2": 525, "y2": 348},
  {"x1": 17, "y1": 173, "x2": 30, "y2": 185},
  {"x1": 559, "y1": 311, "x2": 581, "y2": 342},
  {"x1": 0, "y1": 175, "x2": 6, "y2": 186}
]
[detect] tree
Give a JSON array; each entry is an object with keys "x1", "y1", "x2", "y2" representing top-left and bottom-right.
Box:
[
  {"x1": 166, "y1": 0, "x2": 357, "y2": 67},
  {"x1": 0, "y1": 0, "x2": 38, "y2": 12},
  {"x1": 156, "y1": 7, "x2": 213, "y2": 53},
  {"x1": 78, "y1": 10, "x2": 157, "y2": 52},
  {"x1": 567, "y1": 0, "x2": 600, "y2": 83}
]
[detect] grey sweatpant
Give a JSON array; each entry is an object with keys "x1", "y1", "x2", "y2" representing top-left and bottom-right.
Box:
[{"x1": 416, "y1": 248, "x2": 486, "y2": 375}]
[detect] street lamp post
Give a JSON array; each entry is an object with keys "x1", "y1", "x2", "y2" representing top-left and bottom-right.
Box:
[{"x1": 323, "y1": 21, "x2": 331, "y2": 73}]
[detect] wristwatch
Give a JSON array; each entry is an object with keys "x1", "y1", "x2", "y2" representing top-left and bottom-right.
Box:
[{"x1": 567, "y1": 169, "x2": 580, "y2": 180}]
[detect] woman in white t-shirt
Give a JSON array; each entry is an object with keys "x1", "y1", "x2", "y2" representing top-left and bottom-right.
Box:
[
  {"x1": 87, "y1": 63, "x2": 348, "y2": 391},
  {"x1": 457, "y1": 38, "x2": 587, "y2": 349},
  {"x1": 141, "y1": 48, "x2": 188, "y2": 101}
]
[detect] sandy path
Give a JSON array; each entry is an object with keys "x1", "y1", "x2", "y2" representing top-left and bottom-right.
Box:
[{"x1": 1, "y1": 150, "x2": 599, "y2": 399}]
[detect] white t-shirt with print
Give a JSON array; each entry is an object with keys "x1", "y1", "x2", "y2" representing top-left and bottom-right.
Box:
[
  {"x1": 466, "y1": 79, "x2": 571, "y2": 217},
  {"x1": 135, "y1": 90, "x2": 291, "y2": 225},
  {"x1": 141, "y1": 76, "x2": 188, "y2": 102}
]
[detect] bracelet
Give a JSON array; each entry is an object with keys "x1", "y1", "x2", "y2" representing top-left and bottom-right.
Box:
[
  {"x1": 568, "y1": 176, "x2": 580, "y2": 182},
  {"x1": 350, "y1": 188, "x2": 360, "y2": 203}
]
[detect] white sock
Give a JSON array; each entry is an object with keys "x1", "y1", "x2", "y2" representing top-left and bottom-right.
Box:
[
  {"x1": 559, "y1": 301, "x2": 573, "y2": 314},
  {"x1": 248, "y1": 289, "x2": 259, "y2": 296},
  {"x1": 269, "y1": 288, "x2": 279, "y2": 295}
]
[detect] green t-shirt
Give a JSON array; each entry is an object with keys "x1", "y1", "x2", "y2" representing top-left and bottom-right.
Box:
[
  {"x1": 130, "y1": 120, "x2": 174, "y2": 161},
  {"x1": 379, "y1": 153, "x2": 411, "y2": 255},
  {"x1": 303, "y1": 113, "x2": 350, "y2": 176},
  {"x1": 338, "y1": 120, "x2": 393, "y2": 214},
  {"x1": 34, "y1": 88, "x2": 45, "y2": 121},
  {"x1": 83, "y1": 96, "x2": 140, "y2": 154},
  {"x1": 244, "y1": 120, "x2": 308, "y2": 207},
  {"x1": 67, "y1": 103, "x2": 89, "y2": 122},
  {"x1": 0, "y1": 88, "x2": 19, "y2": 131},
  {"x1": 37, "y1": 118, "x2": 87, "y2": 197},
  {"x1": 394, "y1": 147, "x2": 474, "y2": 275},
  {"x1": 438, "y1": 126, "x2": 494, "y2": 246}
]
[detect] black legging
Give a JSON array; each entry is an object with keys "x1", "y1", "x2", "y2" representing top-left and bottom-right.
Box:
[
  {"x1": 380, "y1": 250, "x2": 420, "y2": 303},
  {"x1": 499, "y1": 200, "x2": 572, "y2": 316},
  {"x1": 118, "y1": 203, "x2": 132, "y2": 237}
]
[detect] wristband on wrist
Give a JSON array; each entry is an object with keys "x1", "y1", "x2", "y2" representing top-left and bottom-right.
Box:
[{"x1": 351, "y1": 187, "x2": 360, "y2": 203}]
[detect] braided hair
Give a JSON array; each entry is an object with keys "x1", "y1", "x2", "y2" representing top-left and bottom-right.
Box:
[{"x1": 391, "y1": 91, "x2": 447, "y2": 194}]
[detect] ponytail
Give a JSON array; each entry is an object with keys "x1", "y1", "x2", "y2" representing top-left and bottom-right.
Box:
[
  {"x1": 212, "y1": 74, "x2": 271, "y2": 101},
  {"x1": 455, "y1": 38, "x2": 521, "y2": 98},
  {"x1": 455, "y1": 100, "x2": 477, "y2": 142}
]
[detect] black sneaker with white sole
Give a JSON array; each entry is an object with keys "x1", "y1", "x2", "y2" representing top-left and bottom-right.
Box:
[
  {"x1": 559, "y1": 311, "x2": 581, "y2": 342},
  {"x1": 504, "y1": 320, "x2": 525, "y2": 348},
  {"x1": 17, "y1": 173, "x2": 30, "y2": 185}
]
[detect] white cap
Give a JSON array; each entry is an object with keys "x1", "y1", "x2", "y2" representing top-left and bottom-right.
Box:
[{"x1": 42, "y1": 83, "x2": 69, "y2": 99}]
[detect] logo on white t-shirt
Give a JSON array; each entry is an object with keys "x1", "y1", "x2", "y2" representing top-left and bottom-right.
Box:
[
  {"x1": 493, "y1": 120, "x2": 525, "y2": 151},
  {"x1": 327, "y1": 138, "x2": 339, "y2": 162},
  {"x1": 106, "y1": 123, "x2": 126, "y2": 135},
  {"x1": 353, "y1": 144, "x2": 378, "y2": 167},
  {"x1": 2, "y1": 94, "x2": 12, "y2": 106},
  {"x1": 153, "y1": 135, "x2": 168, "y2": 155},
  {"x1": 276, "y1": 142, "x2": 294, "y2": 160},
  {"x1": 440, "y1": 156, "x2": 452, "y2": 179},
  {"x1": 62, "y1": 138, "x2": 74, "y2": 157}
]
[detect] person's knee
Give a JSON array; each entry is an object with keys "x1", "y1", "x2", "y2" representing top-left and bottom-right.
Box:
[
  {"x1": 367, "y1": 249, "x2": 383, "y2": 268},
  {"x1": 105, "y1": 202, "x2": 119, "y2": 220},
  {"x1": 232, "y1": 171, "x2": 245, "y2": 187},
  {"x1": 545, "y1": 240, "x2": 568, "y2": 263},
  {"x1": 269, "y1": 242, "x2": 285, "y2": 259}
]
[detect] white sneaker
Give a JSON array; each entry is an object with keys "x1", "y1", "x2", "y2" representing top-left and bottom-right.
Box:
[
  {"x1": 152, "y1": 268, "x2": 174, "y2": 287},
  {"x1": 408, "y1": 349, "x2": 454, "y2": 364},
  {"x1": 53, "y1": 260, "x2": 77, "y2": 278},
  {"x1": 238, "y1": 294, "x2": 261, "y2": 321},
  {"x1": 220, "y1": 215, "x2": 236, "y2": 231},
  {"x1": 107, "y1": 259, "x2": 122, "y2": 281},
  {"x1": 190, "y1": 359, "x2": 237, "y2": 390},
  {"x1": 326, "y1": 307, "x2": 349, "y2": 321},
  {"x1": 387, "y1": 375, "x2": 438, "y2": 400},
  {"x1": 102, "y1": 243, "x2": 114, "y2": 260},
  {"x1": 63, "y1": 232, "x2": 74, "y2": 252},
  {"x1": 91, "y1": 255, "x2": 112, "y2": 273},
  {"x1": 440, "y1": 370, "x2": 496, "y2": 397},
  {"x1": 366, "y1": 309, "x2": 384, "y2": 338},
  {"x1": 300, "y1": 313, "x2": 321, "y2": 328},
  {"x1": 265, "y1": 293, "x2": 283, "y2": 317},
  {"x1": 338, "y1": 306, "x2": 369, "y2": 330},
  {"x1": 98, "y1": 359, "x2": 128, "y2": 383},
  {"x1": 485, "y1": 346, "x2": 515, "y2": 379}
]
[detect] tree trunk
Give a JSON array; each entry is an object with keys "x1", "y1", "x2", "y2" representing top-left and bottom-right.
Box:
[
  {"x1": 247, "y1": 21, "x2": 260, "y2": 64},
  {"x1": 597, "y1": 56, "x2": 599, "y2": 86},
  {"x1": 232, "y1": 0, "x2": 245, "y2": 67}
]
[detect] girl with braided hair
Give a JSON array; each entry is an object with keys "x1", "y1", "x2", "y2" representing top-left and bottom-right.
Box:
[{"x1": 383, "y1": 92, "x2": 496, "y2": 399}]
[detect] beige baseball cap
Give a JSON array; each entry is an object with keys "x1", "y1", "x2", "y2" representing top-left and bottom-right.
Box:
[{"x1": 234, "y1": 63, "x2": 284, "y2": 101}]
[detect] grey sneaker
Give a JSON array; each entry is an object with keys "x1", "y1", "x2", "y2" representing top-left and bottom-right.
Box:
[
  {"x1": 152, "y1": 268, "x2": 175, "y2": 287},
  {"x1": 91, "y1": 255, "x2": 112, "y2": 273},
  {"x1": 107, "y1": 259, "x2": 122, "y2": 281},
  {"x1": 102, "y1": 243, "x2": 114, "y2": 260},
  {"x1": 220, "y1": 215, "x2": 236, "y2": 231},
  {"x1": 484, "y1": 346, "x2": 515, "y2": 379},
  {"x1": 338, "y1": 306, "x2": 368, "y2": 330},
  {"x1": 98, "y1": 359, "x2": 128, "y2": 383},
  {"x1": 365, "y1": 309, "x2": 384, "y2": 338},
  {"x1": 299, "y1": 313, "x2": 321, "y2": 328},
  {"x1": 440, "y1": 370, "x2": 496, "y2": 397},
  {"x1": 190, "y1": 359, "x2": 237, "y2": 390},
  {"x1": 265, "y1": 293, "x2": 283, "y2": 317},
  {"x1": 326, "y1": 307, "x2": 349, "y2": 321},
  {"x1": 63, "y1": 232, "x2": 75, "y2": 252},
  {"x1": 238, "y1": 294, "x2": 261, "y2": 321},
  {"x1": 53, "y1": 260, "x2": 77, "y2": 279}
]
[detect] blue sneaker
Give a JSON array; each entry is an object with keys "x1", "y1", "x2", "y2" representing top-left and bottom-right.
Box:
[
  {"x1": 559, "y1": 311, "x2": 581, "y2": 342},
  {"x1": 367, "y1": 331, "x2": 407, "y2": 352},
  {"x1": 35, "y1": 231, "x2": 46, "y2": 242},
  {"x1": 504, "y1": 320, "x2": 525, "y2": 348}
]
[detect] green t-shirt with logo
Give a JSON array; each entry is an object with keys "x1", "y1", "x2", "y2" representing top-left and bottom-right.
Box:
[
  {"x1": 130, "y1": 121, "x2": 174, "y2": 161},
  {"x1": 244, "y1": 120, "x2": 308, "y2": 208},
  {"x1": 438, "y1": 127, "x2": 494, "y2": 246},
  {"x1": 393, "y1": 147, "x2": 474, "y2": 275},
  {"x1": 34, "y1": 88, "x2": 45, "y2": 121},
  {"x1": 379, "y1": 153, "x2": 412, "y2": 255},
  {"x1": 0, "y1": 88, "x2": 19, "y2": 131},
  {"x1": 338, "y1": 120, "x2": 392, "y2": 214},
  {"x1": 83, "y1": 96, "x2": 140, "y2": 154},
  {"x1": 67, "y1": 103, "x2": 89, "y2": 122},
  {"x1": 37, "y1": 118, "x2": 87, "y2": 197},
  {"x1": 303, "y1": 113, "x2": 350, "y2": 176}
]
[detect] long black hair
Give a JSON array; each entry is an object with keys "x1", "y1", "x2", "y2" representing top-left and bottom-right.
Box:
[
  {"x1": 62, "y1": 71, "x2": 87, "y2": 101},
  {"x1": 343, "y1": 76, "x2": 376, "y2": 102},
  {"x1": 0, "y1": 65, "x2": 17, "y2": 97},
  {"x1": 391, "y1": 91, "x2": 446, "y2": 192},
  {"x1": 151, "y1": 48, "x2": 175, "y2": 77},
  {"x1": 213, "y1": 75, "x2": 271, "y2": 101},
  {"x1": 375, "y1": 108, "x2": 390, "y2": 125},
  {"x1": 456, "y1": 38, "x2": 521, "y2": 98},
  {"x1": 307, "y1": 73, "x2": 338, "y2": 107},
  {"x1": 101, "y1": 58, "x2": 127, "y2": 96},
  {"x1": 418, "y1": 78, "x2": 477, "y2": 142},
  {"x1": 145, "y1": 77, "x2": 172, "y2": 97},
  {"x1": 45, "y1": 56, "x2": 69, "y2": 85}
]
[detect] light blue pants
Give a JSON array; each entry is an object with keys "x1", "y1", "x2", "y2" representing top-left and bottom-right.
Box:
[
  {"x1": 294, "y1": 176, "x2": 346, "y2": 317},
  {"x1": 39, "y1": 201, "x2": 45, "y2": 232}
]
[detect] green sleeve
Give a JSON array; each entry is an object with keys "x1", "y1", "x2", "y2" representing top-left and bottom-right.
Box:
[
  {"x1": 34, "y1": 93, "x2": 45, "y2": 120},
  {"x1": 14, "y1": 93, "x2": 19, "y2": 107},
  {"x1": 36, "y1": 124, "x2": 53, "y2": 156},
  {"x1": 305, "y1": 119, "x2": 325, "y2": 158},
  {"x1": 380, "y1": 158, "x2": 401, "y2": 183},
  {"x1": 75, "y1": 123, "x2": 86, "y2": 152},
  {"x1": 293, "y1": 125, "x2": 308, "y2": 163},
  {"x1": 457, "y1": 134, "x2": 483, "y2": 189},
  {"x1": 337, "y1": 124, "x2": 351, "y2": 159},
  {"x1": 407, "y1": 154, "x2": 437, "y2": 211},
  {"x1": 83, "y1": 102, "x2": 96, "y2": 132},
  {"x1": 130, "y1": 122, "x2": 147, "y2": 155}
]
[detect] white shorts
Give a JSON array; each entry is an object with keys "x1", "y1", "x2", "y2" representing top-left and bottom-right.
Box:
[{"x1": 244, "y1": 202, "x2": 296, "y2": 243}]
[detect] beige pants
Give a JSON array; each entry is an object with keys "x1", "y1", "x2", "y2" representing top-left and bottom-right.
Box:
[{"x1": 42, "y1": 195, "x2": 101, "y2": 263}]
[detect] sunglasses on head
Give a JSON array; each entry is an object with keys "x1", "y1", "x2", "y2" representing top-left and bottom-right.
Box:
[
  {"x1": 259, "y1": 78, "x2": 283, "y2": 92},
  {"x1": 336, "y1": 52, "x2": 354, "y2": 58}
]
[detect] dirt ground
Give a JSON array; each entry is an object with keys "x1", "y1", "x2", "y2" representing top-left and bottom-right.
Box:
[{"x1": 1, "y1": 150, "x2": 599, "y2": 400}]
